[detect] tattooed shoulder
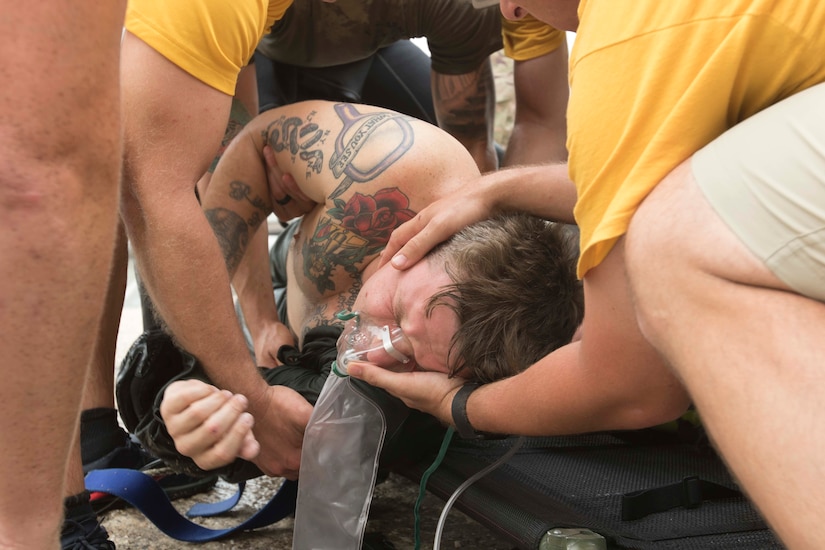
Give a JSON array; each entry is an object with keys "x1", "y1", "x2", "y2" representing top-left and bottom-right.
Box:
[{"x1": 262, "y1": 110, "x2": 330, "y2": 181}]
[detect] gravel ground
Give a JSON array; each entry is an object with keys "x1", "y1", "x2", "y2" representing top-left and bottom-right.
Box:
[{"x1": 102, "y1": 473, "x2": 515, "y2": 549}]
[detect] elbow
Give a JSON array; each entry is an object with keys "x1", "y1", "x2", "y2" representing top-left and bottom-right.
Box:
[{"x1": 612, "y1": 384, "x2": 692, "y2": 431}]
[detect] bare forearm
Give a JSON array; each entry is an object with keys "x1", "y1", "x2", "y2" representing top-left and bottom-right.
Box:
[
  {"x1": 461, "y1": 243, "x2": 690, "y2": 438},
  {"x1": 233, "y1": 223, "x2": 282, "y2": 342},
  {"x1": 128, "y1": 197, "x2": 269, "y2": 404},
  {"x1": 481, "y1": 163, "x2": 577, "y2": 224},
  {"x1": 464, "y1": 342, "x2": 689, "y2": 436},
  {"x1": 503, "y1": 119, "x2": 567, "y2": 166},
  {"x1": 379, "y1": 162, "x2": 576, "y2": 270},
  {"x1": 350, "y1": 336, "x2": 688, "y2": 438},
  {"x1": 505, "y1": 49, "x2": 570, "y2": 167},
  {"x1": 463, "y1": 344, "x2": 610, "y2": 435}
]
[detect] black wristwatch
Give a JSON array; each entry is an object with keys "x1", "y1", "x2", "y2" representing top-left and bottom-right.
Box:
[{"x1": 451, "y1": 382, "x2": 490, "y2": 439}]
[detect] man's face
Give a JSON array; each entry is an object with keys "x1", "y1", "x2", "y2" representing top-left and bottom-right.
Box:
[{"x1": 352, "y1": 258, "x2": 459, "y2": 374}]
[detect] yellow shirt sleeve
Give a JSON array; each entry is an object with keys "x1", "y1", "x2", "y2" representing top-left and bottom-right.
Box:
[
  {"x1": 125, "y1": 0, "x2": 292, "y2": 95},
  {"x1": 568, "y1": 1, "x2": 825, "y2": 277},
  {"x1": 501, "y1": 15, "x2": 565, "y2": 61}
]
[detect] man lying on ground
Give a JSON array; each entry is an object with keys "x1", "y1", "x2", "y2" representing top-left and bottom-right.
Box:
[{"x1": 119, "y1": 100, "x2": 582, "y2": 476}]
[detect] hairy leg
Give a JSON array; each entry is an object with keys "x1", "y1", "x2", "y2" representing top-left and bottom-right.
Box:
[
  {"x1": 64, "y1": 223, "x2": 129, "y2": 497},
  {"x1": 0, "y1": 1, "x2": 125, "y2": 547},
  {"x1": 626, "y1": 160, "x2": 825, "y2": 549}
]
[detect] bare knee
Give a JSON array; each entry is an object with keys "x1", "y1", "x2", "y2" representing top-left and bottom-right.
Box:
[{"x1": 0, "y1": 159, "x2": 118, "y2": 242}]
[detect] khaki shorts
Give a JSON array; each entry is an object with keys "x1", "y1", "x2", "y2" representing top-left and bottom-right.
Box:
[{"x1": 692, "y1": 82, "x2": 825, "y2": 302}]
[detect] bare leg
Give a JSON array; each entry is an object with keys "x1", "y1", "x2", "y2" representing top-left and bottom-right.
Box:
[
  {"x1": 64, "y1": 223, "x2": 129, "y2": 498},
  {"x1": 0, "y1": 1, "x2": 125, "y2": 547},
  {"x1": 626, "y1": 160, "x2": 825, "y2": 549}
]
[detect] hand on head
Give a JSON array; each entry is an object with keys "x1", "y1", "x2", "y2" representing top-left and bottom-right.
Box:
[{"x1": 380, "y1": 179, "x2": 496, "y2": 270}]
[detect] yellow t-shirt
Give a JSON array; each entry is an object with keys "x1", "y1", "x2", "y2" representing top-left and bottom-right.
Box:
[
  {"x1": 125, "y1": 0, "x2": 292, "y2": 96},
  {"x1": 568, "y1": 0, "x2": 825, "y2": 277},
  {"x1": 502, "y1": 15, "x2": 566, "y2": 61}
]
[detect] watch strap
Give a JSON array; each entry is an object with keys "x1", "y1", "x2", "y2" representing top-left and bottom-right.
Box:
[{"x1": 451, "y1": 382, "x2": 485, "y2": 439}]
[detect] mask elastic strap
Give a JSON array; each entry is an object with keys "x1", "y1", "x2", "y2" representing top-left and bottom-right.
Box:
[{"x1": 381, "y1": 325, "x2": 410, "y2": 364}]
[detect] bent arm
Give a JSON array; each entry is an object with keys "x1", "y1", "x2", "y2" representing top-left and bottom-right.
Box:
[
  {"x1": 431, "y1": 61, "x2": 498, "y2": 173},
  {"x1": 202, "y1": 129, "x2": 272, "y2": 275},
  {"x1": 468, "y1": 244, "x2": 689, "y2": 434},
  {"x1": 382, "y1": 162, "x2": 577, "y2": 269},
  {"x1": 121, "y1": 34, "x2": 310, "y2": 477},
  {"x1": 504, "y1": 43, "x2": 569, "y2": 166},
  {"x1": 480, "y1": 163, "x2": 576, "y2": 222},
  {"x1": 201, "y1": 117, "x2": 296, "y2": 365},
  {"x1": 354, "y1": 241, "x2": 691, "y2": 435},
  {"x1": 121, "y1": 33, "x2": 265, "y2": 400},
  {"x1": 201, "y1": 103, "x2": 334, "y2": 274},
  {"x1": 231, "y1": 223, "x2": 292, "y2": 368}
]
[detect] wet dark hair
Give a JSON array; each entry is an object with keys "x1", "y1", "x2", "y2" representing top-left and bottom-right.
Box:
[{"x1": 427, "y1": 213, "x2": 583, "y2": 383}]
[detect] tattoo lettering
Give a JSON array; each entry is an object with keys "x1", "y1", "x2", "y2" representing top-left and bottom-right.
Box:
[
  {"x1": 303, "y1": 303, "x2": 330, "y2": 331},
  {"x1": 299, "y1": 278, "x2": 359, "y2": 339},
  {"x1": 205, "y1": 208, "x2": 248, "y2": 274},
  {"x1": 263, "y1": 110, "x2": 329, "y2": 180},
  {"x1": 328, "y1": 104, "x2": 414, "y2": 199},
  {"x1": 228, "y1": 180, "x2": 268, "y2": 225},
  {"x1": 300, "y1": 150, "x2": 324, "y2": 175},
  {"x1": 338, "y1": 279, "x2": 360, "y2": 312}
]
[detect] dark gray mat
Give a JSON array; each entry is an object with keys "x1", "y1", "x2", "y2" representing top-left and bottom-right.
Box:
[{"x1": 394, "y1": 431, "x2": 784, "y2": 549}]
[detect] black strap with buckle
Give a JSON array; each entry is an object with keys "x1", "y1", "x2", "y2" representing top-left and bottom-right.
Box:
[{"x1": 621, "y1": 476, "x2": 743, "y2": 521}]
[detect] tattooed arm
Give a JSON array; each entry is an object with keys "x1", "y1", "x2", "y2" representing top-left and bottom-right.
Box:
[
  {"x1": 202, "y1": 103, "x2": 330, "y2": 265},
  {"x1": 203, "y1": 100, "x2": 481, "y2": 351},
  {"x1": 431, "y1": 60, "x2": 498, "y2": 173},
  {"x1": 201, "y1": 111, "x2": 297, "y2": 368},
  {"x1": 206, "y1": 100, "x2": 481, "y2": 252},
  {"x1": 202, "y1": 102, "x2": 348, "y2": 361}
]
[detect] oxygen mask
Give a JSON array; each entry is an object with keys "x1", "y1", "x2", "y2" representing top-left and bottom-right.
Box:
[
  {"x1": 294, "y1": 310, "x2": 416, "y2": 549},
  {"x1": 334, "y1": 310, "x2": 413, "y2": 375}
]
